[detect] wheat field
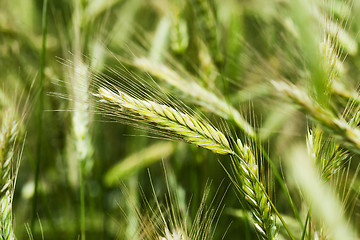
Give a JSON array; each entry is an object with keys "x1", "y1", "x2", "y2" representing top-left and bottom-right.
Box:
[{"x1": 0, "y1": 0, "x2": 360, "y2": 239}]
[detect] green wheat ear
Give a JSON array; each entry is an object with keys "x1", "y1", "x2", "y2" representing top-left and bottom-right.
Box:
[
  {"x1": 231, "y1": 139, "x2": 276, "y2": 239},
  {"x1": 96, "y1": 87, "x2": 233, "y2": 155},
  {"x1": 307, "y1": 126, "x2": 349, "y2": 182},
  {"x1": 0, "y1": 110, "x2": 22, "y2": 240},
  {"x1": 272, "y1": 80, "x2": 360, "y2": 154}
]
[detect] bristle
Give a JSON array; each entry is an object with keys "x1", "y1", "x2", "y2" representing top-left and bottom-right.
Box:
[{"x1": 131, "y1": 169, "x2": 225, "y2": 240}]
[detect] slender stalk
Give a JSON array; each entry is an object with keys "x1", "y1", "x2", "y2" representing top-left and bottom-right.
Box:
[
  {"x1": 307, "y1": 213, "x2": 311, "y2": 240},
  {"x1": 80, "y1": 160, "x2": 86, "y2": 240},
  {"x1": 301, "y1": 208, "x2": 310, "y2": 240},
  {"x1": 31, "y1": 0, "x2": 48, "y2": 231}
]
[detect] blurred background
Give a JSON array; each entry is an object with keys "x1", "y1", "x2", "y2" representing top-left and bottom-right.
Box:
[{"x1": 1, "y1": 0, "x2": 360, "y2": 239}]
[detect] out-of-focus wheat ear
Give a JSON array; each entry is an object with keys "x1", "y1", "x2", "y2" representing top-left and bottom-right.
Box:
[
  {"x1": 307, "y1": 126, "x2": 349, "y2": 182},
  {"x1": 321, "y1": 36, "x2": 342, "y2": 88},
  {"x1": 133, "y1": 57, "x2": 255, "y2": 138},
  {"x1": 0, "y1": 110, "x2": 22, "y2": 240},
  {"x1": 96, "y1": 87, "x2": 233, "y2": 155},
  {"x1": 104, "y1": 142, "x2": 174, "y2": 186},
  {"x1": 66, "y1": 59, "x2": 94, "y2": 186},
  {"x1": 189, "y1": 0, "x2": 223, "y2": 66},
  {"x1": 287, "y1": 144, "x2": 356, "y2": 240},
  {"x1": 318, "y1": 0, "x2": 358, "y2": 57},
  {"x1": 319, "y1": 0, "x2": 358, "y2": 105},
  {"x1": 306, "y1": 126, "x2": 354, "y2": 239},
  {"x1": 272, "y1": 80, "x2": 360, "y2": 154},
  {"x1": 231, "y1": 139, "x2": 276, "y2": 239},
  {"x1": 170, "y1": 16, "x2": 189, "y2": 54}
]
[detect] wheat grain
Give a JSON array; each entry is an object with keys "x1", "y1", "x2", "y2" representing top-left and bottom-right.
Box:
[
  {"x1": 96, "y1": 87, "x2": 232, "y2": 155},
  {"x1": 305, "y1": 126, "x2": 352, "y2": 240},
  {"x1": 170, "y1": 17, "x2": 189, "y2": 54}
]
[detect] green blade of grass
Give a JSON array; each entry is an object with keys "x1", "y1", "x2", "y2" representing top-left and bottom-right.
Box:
[{"x1": 31, "y1": 0, "x2": 48, "y2": 232}]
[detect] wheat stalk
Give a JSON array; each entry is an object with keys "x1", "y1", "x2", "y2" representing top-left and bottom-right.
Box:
[
  {"x1": 96, "y1": 87, "x2": 232, "y2": 155},
  {"x1": 0, "y1": 110, "x2": 21, "y2": 240}
]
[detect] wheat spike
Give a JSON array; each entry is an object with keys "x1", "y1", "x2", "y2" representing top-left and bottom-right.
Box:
[
  {"x1": 231, "y1": 139, "x2": 276, "y2": 239},
  {"x1": 0, "y1": 110, "x2": 20, "y2": 240},
  {"x1": 96, "y1": 87, "x2": 232, "y2": 155},
  {"x1": 306, "y1": 126, "x2": 351, "y2": 239},
  {"x1": 66, "y1": 59, "x2": 94, "y2": 187},
  {"x1": 307, "y1": 126, "x2": 349, "y2": 182}
]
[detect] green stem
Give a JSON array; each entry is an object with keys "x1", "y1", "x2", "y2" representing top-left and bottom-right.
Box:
[
  {"x1": 308, "y1": 211, "x2": 312, "y2": 240},
  {"x1": 301, "y1": 208, "x2": 311, "y2": 240},
  {"x1": 31, "y1": 0, "x2": 48, "y2": 231},
  {"x1": 80, "y1": 160, "x2": 86, "y2": 240}
]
